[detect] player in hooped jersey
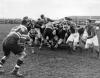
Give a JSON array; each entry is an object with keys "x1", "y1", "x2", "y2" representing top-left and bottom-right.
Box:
[{"x1": 0, "y1": 16, "x2": 31, "y2": 77}]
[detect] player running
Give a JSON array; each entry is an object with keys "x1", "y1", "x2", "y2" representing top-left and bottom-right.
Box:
[
  {"x1": 85, "y1": 19, "x2": 100, "y2": 58},
  {"x1": 0, "y1": 16, "x2": 31, "y2": 77}
]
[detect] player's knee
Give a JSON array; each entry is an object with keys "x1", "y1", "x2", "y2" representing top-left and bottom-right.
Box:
[
  {"x1": 22, "y1": 52, "x2": 27, "y2": 58},
  {"x1": 85, "y1": 44, "x2": 89, "y2": 49},
  {"x1": 58, "y1": 39, "x2": 63, "y2": 44}
]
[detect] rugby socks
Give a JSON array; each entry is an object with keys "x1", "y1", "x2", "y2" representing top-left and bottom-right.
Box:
[
  {"x1": 39, "y1": 40, "x2": 44, "y2": 49},
  {"x1": 0, "y1": 56, "x2": 7, "y2": 66},
  {"x1": 17, "y1": 59, "x2": 24, "y2": 66},
  {"x1": 12, "y1": 65, "x2": 20, "y2": 73},
  {"x1": 11, "y1": 65, "x2": 23, "y2": 77},
  {"x1": 0, "y1": 59, "x2": 5, "y2": 65},
  {"x1": 11, "y1": 51, "x2": 26, "y2": 76},
  {"x1": 12, "y1": 59, "x2": 23, "y2": 73}
]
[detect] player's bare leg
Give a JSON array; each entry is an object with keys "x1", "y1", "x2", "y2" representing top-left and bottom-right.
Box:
[
  {"x1": 94, "y1": 46, "x2": 100, "y2": 58},
  {"x1": 0, "y1": 56, "x2": 9, "y2": 73},
  {"x1": 39, "y1": 37, "x2": 44, "y2": 49},
  {"x1": 0, "y1": 53, "x2": 10, "y2": 73},
  {"x1": 11, "y1": 51, "x2": 26, "y2": 77},
  {"x1": 55, "y1": 39, "x2": 63, "y2": 48}
]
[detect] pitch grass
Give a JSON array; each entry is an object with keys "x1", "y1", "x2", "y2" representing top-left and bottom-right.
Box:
[{"x1": 0, "y1": 24, "x2": 100, "y2": 78}]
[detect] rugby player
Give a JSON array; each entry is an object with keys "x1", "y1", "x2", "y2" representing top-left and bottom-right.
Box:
[
  {"x1": 40, "y1": 22, "x2": 54, "y2": 49},
  {"x1": 54, "y1": 24, "x2": 69, "y2": 48},
  {"x1": 66, "y1": 26, "x2": 79, "y2": 51},
  {"x1": 85, "y1": 19, "x2": 100, "y2": 58},
  {"x1": 0, "y1": 17, "x2": 31, "y2": 77}
]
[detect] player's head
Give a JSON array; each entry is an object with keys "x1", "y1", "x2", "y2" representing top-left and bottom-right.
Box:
[
  {"x1": 40, "y1": 14, "x2": 45, "y2": 19},
  {"x1": 23, "y1": 16, "x2": 28, "y2": 20},
  {"x1": 26, "y1": 19, "x2": 33, "y2": 31},
  {"x1": 21, "y1": 16, "x2": 29, "y2": 26},
  {"x1": 65, "y1": 17, "x2": 72, "y2": 21},
  {"x1": 22, "y1": 16, "x2": 32, "y2": 31},
  {"x1": 86, "y1": 19, "x2": 93, "y2": 26}
]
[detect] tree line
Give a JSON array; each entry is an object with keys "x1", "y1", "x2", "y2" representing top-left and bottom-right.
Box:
[{"x1": 0, "y1": 19, "x2": 21, "y2": 24}]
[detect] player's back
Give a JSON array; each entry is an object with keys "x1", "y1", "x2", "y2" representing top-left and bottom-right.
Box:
[
  {"x1": 10, "y1": 25, "x2": 28, "y2": 35},
  {"x1": 46, "y1": 22, "x2": 53, "y2": 29}
]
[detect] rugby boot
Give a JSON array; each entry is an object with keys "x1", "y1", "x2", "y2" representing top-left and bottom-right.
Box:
[
  {"x1": 0, "y1": 63, "x2": 4, "y2": 73},
  {"x1": 11, "y1": 67, "x2": 23, "y2": 77}
]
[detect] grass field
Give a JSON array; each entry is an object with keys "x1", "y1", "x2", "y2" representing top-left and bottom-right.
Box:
[{"x1": 0, "y1": 24, "x2": 100, "y2": 78}]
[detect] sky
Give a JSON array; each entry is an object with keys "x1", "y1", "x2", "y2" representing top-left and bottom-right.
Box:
[{"x1": 0, "y1": 0, "x2": 100, "y2": 19}]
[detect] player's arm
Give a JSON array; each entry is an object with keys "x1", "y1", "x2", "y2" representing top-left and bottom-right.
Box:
[
  {"x1": 47, "y1": 18, "x2": 54, "y2": 22},
  {"x1": 87, "y1": 28, "x2": 95, "y2": 39},
  {"x1": 20, "y1": 26, "x2": 31, "y2": 41}
]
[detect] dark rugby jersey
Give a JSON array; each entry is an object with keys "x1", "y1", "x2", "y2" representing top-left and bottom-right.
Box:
[{"x1": 87, "y1": 25, "x2": 96, "y2": 37}]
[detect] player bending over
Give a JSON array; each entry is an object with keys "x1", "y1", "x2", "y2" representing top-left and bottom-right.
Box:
[{"x1": 0, "y1": 17, "x2": 31, "y2": 77}]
